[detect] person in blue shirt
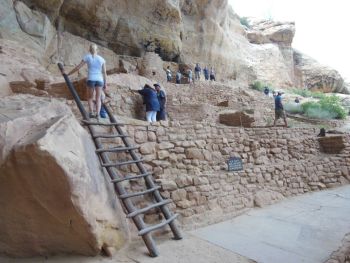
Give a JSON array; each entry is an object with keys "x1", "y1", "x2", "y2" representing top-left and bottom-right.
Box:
[
  {"x1": 203, "y1": 66, "x2": 209, "y2": 80},
  {"x1": 67, "y1": 44, "x2": 107, "y2": 120},
  {"x1": 195, "y1": 63, "x2": 201, "y2": 80},
  {"x1": 273, "y1": 92, "x2": 288, "y2": 127},
  {"x1": 154, "y1": 84, "x2": 167, "y2": 121},
  {"x1": 137, "y1": 84, "x2": 160, "y2": 123}
]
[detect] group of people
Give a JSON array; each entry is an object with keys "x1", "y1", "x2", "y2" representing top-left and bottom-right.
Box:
[
  {"x1": 194, "y1": 63, "x2": 216, "y2": 81},
  {"x1": 66, "y1": 43, "x2": 290, "y2": 127},
  {"x1": 65, "y1": 44, "x2": 167, "y2": 123},
  {"x1": 135, "y1": 83, "x2": 167, "y2": 123},
  {"x1": 165, "y1": 63, "x2": 216, "y2": 84}
]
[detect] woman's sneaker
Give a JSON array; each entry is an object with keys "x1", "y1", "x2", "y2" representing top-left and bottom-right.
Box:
[{"x1": 89, "y1": 112, "x2": 96, "y2": 118}]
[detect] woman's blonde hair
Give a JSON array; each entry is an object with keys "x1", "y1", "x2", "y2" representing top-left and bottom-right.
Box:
[{"x1": 89, "y1": 43, "x2": 98, "y2": 54}]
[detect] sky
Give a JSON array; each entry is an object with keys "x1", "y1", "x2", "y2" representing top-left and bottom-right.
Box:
[{"x1": 228, "y1": 0, "x2": 350, "y2": 81}]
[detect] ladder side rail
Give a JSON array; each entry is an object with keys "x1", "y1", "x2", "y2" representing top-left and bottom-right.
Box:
[
  {"x1": 90, "y1": 128, "x2": 159, "y2": 257},
  {"x1": 57, "y1": 63, "x2": 89, "y2": 120},
  {"x1": 57, "y1": 63, "x2": 160, "y2": 257}
]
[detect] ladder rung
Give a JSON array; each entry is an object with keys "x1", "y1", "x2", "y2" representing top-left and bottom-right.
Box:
[
  {"x1": 102, "y1": 159, "x2": 144, "y2": 167},
  {"x1": 127, "y1": 199, "x2": 172, "y2": 218},
  {"x1": 96, "y1": 146, "x2": 139, "y2": 153},
  {"x1": 111, "y1": 172, "x2": 153, "y2": 183},
  {"x1": 120, "y1": 186, "x2": 161, "y2": 199},
  {"x1": 93, "y1": 134, "x2": 129, "y2": 139},
  {"x1": 82, "y1": 120, "x2": 125, "y2": 126},
  {"x1": 138, "y1": 214, "x2": 179, "y2": 236}
]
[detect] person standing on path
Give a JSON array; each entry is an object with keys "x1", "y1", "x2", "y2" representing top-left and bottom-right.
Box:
[
  {"x1": 203, "y1": 66, "x2": 209, "y2": 81},
  {"x1": 195, "y1": 63, "x2": 201, "y2": 81},
  {"x1": 187, "y1": 68, "x2": 193, "y2": 84},
  {"x1": 137, "y1": 84, "x2": 160, "y2": 123},
  {"x1": 154, "y1": 83, "x2": 167, "y2": 121},
  {"x1": 209, "y1": 67, "x2": 216, "y2": 81},
  {"x1": 273, "y1": 91, "x2": 288, "y2": 127},
  {"x1": 67, "y1": 44, "x2": 107, "y2": 120},
  {"x1": 176, "y1": 70, "x2": 182, "y2": 84},
  {"x1": 166, "y1": 66, "x2": 172, "y2": 82}
]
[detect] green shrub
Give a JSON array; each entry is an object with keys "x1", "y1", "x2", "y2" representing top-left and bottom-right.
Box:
[
  {"x1": 301, "y1": 95, "x2": 347, "y2": 119},
  {"x1": 312, "y1": 92, "x2": 326, "y2": 99},
  {"x1": 250, "y1": 81, "x2": 265, "y2": 92},
  {"x1": 319, "y1": 95, "x2": 347, "y2": 119},
  {"x1": 291, "y1": 88, "x2": 325, "y2": 99},
  {"x1": 240, "y1": 17, "x2": 250, "y2": 28}
]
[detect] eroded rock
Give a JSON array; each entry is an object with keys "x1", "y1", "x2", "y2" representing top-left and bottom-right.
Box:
[
  {"x1": 0, "y1": 95, "x2": 127, "y2": 257},
  {"x1": 294, "y1": 50, "x2": 348, "y2": 94}
]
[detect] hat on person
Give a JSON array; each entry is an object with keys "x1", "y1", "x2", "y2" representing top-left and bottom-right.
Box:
[{"x1": 153, "y1": 83, "x2": 161, "y2": 88}]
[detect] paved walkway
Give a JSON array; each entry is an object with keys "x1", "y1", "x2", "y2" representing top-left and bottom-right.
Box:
[
  {"x1": 192, "y1": 185, "x2": 350, "y2": 263},
  {"x1": 0, "y1": 235, "x2": 253, "y2": 263}
]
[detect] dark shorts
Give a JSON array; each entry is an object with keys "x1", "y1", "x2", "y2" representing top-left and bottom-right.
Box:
[
  {"x1": 87, "y1": 80, "x2": 104, "y2": 88},
  {"x1": 275, "y1": 109, "x2": 285, "y2": 119}
]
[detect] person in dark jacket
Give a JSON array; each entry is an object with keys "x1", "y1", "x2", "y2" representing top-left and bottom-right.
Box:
[
  {"x1": 154, "y1": 83, "x2": 167, "y2": 121},
  {"x1": 195, "y1": 63, "x2": 201, "y2": 80},
  {"x1": 203, "y1": 66, "x2": 209, "y2": 80},
  {"x1": 273, "y1": 91, "x2": 288, "y2": 127},
  {"x1": 137, "y1": 84, "x2": 160, "y2": 123}
]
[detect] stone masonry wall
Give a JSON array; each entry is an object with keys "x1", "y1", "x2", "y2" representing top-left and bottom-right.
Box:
[{"x1": 121, "y1": 121, "x2": 350, "y2": 229}]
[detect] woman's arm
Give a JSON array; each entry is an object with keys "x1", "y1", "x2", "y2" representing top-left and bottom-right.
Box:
[{"x1": 67, "y1": 60, "x2": 86, "y2": 76}]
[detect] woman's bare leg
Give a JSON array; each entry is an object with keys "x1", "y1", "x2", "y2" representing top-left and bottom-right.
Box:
[
  {"x1": 95, "y1": 86, "x2": 102, "y2": 115},
  {"x1": 87, "y1": 87, "x2": 94, "y2": 114}
]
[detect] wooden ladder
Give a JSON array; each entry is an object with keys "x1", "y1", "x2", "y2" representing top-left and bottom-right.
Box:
[{"x1": 58, "y1": 63, "x2": 182, "y2": 257}]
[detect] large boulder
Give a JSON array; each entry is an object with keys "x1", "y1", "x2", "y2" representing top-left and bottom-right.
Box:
[
  {"x1": 247, "y1": 19, "x2": 295, "y2": 46},
  {"x1": 293, "y1": 50, "x2": 348, "y2": 94},
  {"x1": 0, "y1": 95, "x2": 127, "y2": 257}
]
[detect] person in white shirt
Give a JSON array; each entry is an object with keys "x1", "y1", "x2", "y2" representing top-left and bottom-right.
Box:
[
  {"x1": 166, "y1": 66, "x2": 172, "y2": 82},
  {"x1": 67, "y1": 44, "x2": 107, "y2": 119}
]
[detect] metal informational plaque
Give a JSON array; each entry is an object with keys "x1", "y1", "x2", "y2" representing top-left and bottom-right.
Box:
[{"x1": 227, "y1": 157, "x2": 243, "y2": 171}]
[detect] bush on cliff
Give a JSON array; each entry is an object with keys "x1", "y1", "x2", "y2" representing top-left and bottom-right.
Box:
[
  {"x1": 291, "y1": 88, "x2": 325, "y2": 99},
  {"x1": 250, "y1": 81, "x2": 266, "y2": 92},
  {"x1": 301, "y1": 95, "x2": 347, "y2": 119}
]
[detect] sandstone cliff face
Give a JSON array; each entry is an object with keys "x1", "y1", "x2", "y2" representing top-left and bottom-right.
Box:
[
  {"x1": 1, "y1": 0, "x2": 347, "y2": 92},
  {"x1": 22, "y1": 0, "x2": 183, "y2": 60},
  {"x1": 0, "y1": 95, "x2": 127, "y2": 257}
]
